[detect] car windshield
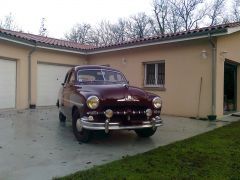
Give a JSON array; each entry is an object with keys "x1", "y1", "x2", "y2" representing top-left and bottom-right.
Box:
[{"x1": 77, "y1": 69, "x2": 127, "y2": 84}]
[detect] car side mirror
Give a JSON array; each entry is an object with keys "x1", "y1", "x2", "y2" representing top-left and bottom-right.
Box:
[{"x1": 61, "y1": 83, "x2": 65, "y2": 86}]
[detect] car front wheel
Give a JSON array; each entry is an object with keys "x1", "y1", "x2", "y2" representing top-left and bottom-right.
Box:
[
  {"x1": 135, "y1": 128, "x2": 157, "y2": 137},
  {"x1": 72, "y1": 109, "x2": 91, "y2": 143}
]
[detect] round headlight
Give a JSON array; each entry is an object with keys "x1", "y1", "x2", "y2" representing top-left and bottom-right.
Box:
[
  {"x1": 86, "y1": 96, "x2": 99, "y2": 109},
  {"x1": 152, "y1": 97, "x2": 162, "y2": 109},
  {"x1": 105, "y1": 109, "x2": 113, "y2": 118}
]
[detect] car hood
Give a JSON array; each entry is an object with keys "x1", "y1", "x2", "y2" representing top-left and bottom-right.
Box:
[{"x1": 76, "y1": 84, "x2": 150, "y2": 102}]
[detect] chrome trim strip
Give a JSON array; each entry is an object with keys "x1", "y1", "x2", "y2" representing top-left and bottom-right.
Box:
[
  {"x1": 80, "y1": 116, "x2": 162, "y2": 130},
  {"x1": 62, "y1": 98, "x2": 83, "y2": 107},
  {"x1": 117, "y1": 95, "x2": 139, "y2": 102}
]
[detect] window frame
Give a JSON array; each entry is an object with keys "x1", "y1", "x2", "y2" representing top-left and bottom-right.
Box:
[
  {"x1": 63, "y1": 72, "x2": 70, "y2": 84},
  {"x1": 144, "y1": 60, "x2": 165, "y2": 88},
  {"x1": 68, "y1": 71, "x2": 76, "y2": 83}
]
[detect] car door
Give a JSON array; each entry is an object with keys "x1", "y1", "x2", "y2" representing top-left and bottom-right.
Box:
[
  {"x1": 58, "y1": 72, "x2": 69, "y2": 114},
  {"x1": 62, "y1": 70, "x2": 75, "y2": 119}
]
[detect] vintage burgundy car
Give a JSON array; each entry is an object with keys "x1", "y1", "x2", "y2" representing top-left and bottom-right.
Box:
[{"x1": 57, "y1": 65, "x2": 162, "y2": 142}]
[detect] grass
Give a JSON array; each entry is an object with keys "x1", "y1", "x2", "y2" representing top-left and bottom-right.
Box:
[{"x1": 56, "y1": 121, "x2": 240, "y2": 179}]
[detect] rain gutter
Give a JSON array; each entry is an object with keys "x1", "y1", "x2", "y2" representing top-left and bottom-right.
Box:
[
  {"x1": 208, "y1": 33, "x2": 217, "y2": 118},
  {"x1": 28, "y1": 42, "x2": 37, "y2": 109}
]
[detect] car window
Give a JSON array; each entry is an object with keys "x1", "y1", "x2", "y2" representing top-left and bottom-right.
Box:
[
  {"x1": 77, "y1": 70, "x2": 99, "y2": 82},
  {"x1": 77, "y1": 69, "x2": 127, "y2": 83},
  {"x1": 104, "y1": 71, "x2": 125, "y2": 82}
]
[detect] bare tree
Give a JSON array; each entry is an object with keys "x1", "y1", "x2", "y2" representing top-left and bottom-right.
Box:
[
  {"x1": 65, "y1": 23, "x2": 91, "y2": 44},
  {"x1": 207, "y1": 0, "x2": 226, "y2": 26},
  {"x1": 87, "y1": 29, "x2": 101, "y2": 46},
  {"x1": 87, "y1": 19, "x2": 130, "y2": 46},
  {"x1": 65, "y1": 19, "x2": 130, "y2": 46},
  {"x1": 232, "y1": 0, "x2": 240, "y2": 21},
  {"x1": 129, "y1": 12, "x2": 152, "y2": 39},
  {"x1": 94, "y1": 20, "x2": 115, "y2": 46},
  {"x1": 39, "y1": 18, "x2": 48, "y2": 36},
  {"x1": 109, "y1": 18, "x2": 129, "y2": 43},
  {"x1": 167, "y1": 0, "x2": 184, "y2": 33},
  {"x1": 66, "y1": 0, "x2": 231, "y2": 46},
  {"x1": 0, "y1": 13, "x2": 18, "y2": 30},
  {"x1": 96, "y1": 19, "x2": 128, "y2": 45},
  {"x1": 172, "y1": 0, "x2": 206, "y2": 31},
  {"x1": 151, "y1": 0, "x2": 169, "y2": 35}
]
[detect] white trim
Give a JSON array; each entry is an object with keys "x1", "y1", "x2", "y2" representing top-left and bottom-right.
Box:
[
  {"x1": 227, "y1": 27, "x2": 240, "y2": 34},
  {"x1": 144, "y1": 85, "x2": 165, "y2": 88},
  {"x1": 37, "y1": 61, "x2": 76, "y2": 67},
  {"x1": 143, "y1": 60, "x2": 165, "y2": 64},
  {"x1": 155, "y1": 64, "x2": 158, "y2": 85},
  {"x1": 0, "y1": 36, "x2": 34, "y2": 47},
  {"x1": 36, "y1": 45, "x2": 86, "y2": 55},
  {"x1": 144, "y1": 64, "x2": 147, "y2": 84},
  {"x1": 144, "y1": 62, "x2": 165, "y2": 87}
]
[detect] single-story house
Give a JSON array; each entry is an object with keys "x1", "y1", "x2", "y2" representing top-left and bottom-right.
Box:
[{"x1": 0, "y1": 22, "x2": 240, "y2": 118}]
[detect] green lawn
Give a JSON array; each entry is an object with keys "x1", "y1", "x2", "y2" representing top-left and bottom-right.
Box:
[{"x1": 56, "y1": 121, "x2": 240, "y2": 179}]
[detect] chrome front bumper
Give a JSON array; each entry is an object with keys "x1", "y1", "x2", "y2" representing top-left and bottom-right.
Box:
[{"x1": 78, "y1": 116, "x2": 163, "y2": 133}]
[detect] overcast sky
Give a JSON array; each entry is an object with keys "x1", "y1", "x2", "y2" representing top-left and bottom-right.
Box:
[{"x1": 0, "y1": 0, "x2": 152, "y2": 38}]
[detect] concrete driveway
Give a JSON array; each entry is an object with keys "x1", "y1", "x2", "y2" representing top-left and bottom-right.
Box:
[{"x1": 0, "y1": 107, "x2": 232, "y2": 180}]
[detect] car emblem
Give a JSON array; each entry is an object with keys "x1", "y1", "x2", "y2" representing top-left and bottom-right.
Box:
[{"x1": 117, "y1": 95, "x2": 139, "y2": 102}]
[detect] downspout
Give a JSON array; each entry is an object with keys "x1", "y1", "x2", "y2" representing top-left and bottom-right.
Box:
[
  {"x1": 208, "y1": 33, "x2": 217, "y2": 118},
  {"x1": 28, "y1": 42, "x2": 37, "y2": 109}
]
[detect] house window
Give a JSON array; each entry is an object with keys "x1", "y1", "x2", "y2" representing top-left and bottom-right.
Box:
[{"x1": 144, "y1": 61, "x2": 165, "y2": 87}]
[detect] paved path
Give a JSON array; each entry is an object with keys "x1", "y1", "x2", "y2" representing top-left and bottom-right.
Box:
[{"x1": 0, "y1": 107, "x2": 237, "y2": 180}]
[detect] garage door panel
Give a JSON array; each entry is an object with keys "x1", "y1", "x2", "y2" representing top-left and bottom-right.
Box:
[
  {"x1": 37, "y1": 64, "x2": 71, "y2": 106},
  {"x1": 0, "y1": 59, "x2": 16, "y2": 109}
]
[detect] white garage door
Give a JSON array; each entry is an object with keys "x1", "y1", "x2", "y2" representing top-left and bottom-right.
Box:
[
  {"x1": 37, "y1": 63, "x2": 71, "y2": 106},
  {"x1": 0, "y1": 59, "x2": 16, "y2": 109}
]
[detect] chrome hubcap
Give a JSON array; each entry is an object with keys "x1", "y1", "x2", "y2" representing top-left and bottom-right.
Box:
[{"x1": 76, "y1": 118, "x2": 83, "y2": 132}]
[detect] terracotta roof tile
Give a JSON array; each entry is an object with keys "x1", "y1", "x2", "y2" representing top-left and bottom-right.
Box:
[
  {"x1": 0, "y1": 22, "x2": 240, "y2": 53},
  {"x1": 87, "y1": 22, "x2": 240, "y2": 51},
  {"x1": 0, "y1": 28, "x2": 94, "y2": 50}
]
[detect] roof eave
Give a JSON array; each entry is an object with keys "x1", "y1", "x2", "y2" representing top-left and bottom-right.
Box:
[
  {"x1": 0, "y1": 27, "x2": 236, "y2": 55},
  {"x1": 227, "y1": 26, "x2": 240, "y2": 34},
  {"x1": 0, "y1": 33, "x2": 88, "y2": 55},
  {"x1": 35, "y1": 43, "x2": 87, "y2": 55},
  {"x1": 86, "y1": 29, "x2": 228, "y2": 55},
  {"x1": 0, "y1": 33, "x2": 35, "y2": 47}
]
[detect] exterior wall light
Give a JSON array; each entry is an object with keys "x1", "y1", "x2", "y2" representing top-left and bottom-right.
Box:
[
  {"x1": 201, "y1": 50, "x2": 208, "y2": 59},
  {"x1": 122, "y1": 58, "x2": 127, "y2": 65}
]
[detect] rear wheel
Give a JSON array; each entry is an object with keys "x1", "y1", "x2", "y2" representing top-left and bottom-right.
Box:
[
  {"x1": 135, "y1": 128, "x2": 157, "y2": 137},
  {"x1": 59, "y1": 112, "x2": 66, "y2": 122},
  {"x1": 72, "y1": 109, "x2": 91, "y2": 143}
]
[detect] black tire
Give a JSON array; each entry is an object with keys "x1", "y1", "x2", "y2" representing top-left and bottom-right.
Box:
[
  {"x1": 59, "y1": 112, "x2": 66, "y2": 122},
  {"x1": 135, "y1": 128, "x2": 157, "y2": 137},
  {"x1": 72, "y1": 109, "x2": 91, "y2": 143}
]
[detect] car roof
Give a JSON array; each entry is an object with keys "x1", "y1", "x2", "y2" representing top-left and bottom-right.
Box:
[{"x1": 73, "y1": 65, "x2": 119, "y2": 72}]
